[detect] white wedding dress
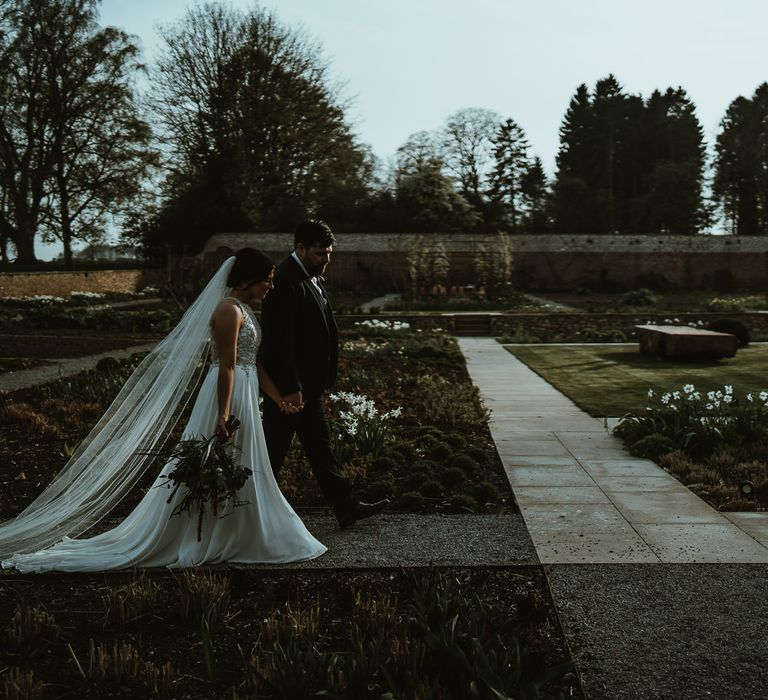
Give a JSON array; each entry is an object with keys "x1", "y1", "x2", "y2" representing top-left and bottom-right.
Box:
[{"x1": 2, "y1": 298, "x2": 326, "y2": 572}]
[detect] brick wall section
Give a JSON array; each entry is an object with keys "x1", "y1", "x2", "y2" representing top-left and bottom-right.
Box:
[
  {"x1": 0, "y1": 269, "x2": 165, "y2": 298},
  {"x1": 197, "y1": 233, "x2": 768, "y2": 292}
]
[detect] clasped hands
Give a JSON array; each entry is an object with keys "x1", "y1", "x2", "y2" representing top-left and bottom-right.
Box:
[{"x1": 279, "y1": 391, "x2": 304, "y2": 415}]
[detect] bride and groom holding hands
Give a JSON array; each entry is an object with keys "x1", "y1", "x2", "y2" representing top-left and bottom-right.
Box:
[{"x1": 0, "y1": 220, "x2": 388, "y2": 572}]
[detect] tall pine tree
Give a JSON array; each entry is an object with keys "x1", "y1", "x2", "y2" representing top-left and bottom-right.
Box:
[
  {"x1": 714, "y1": 83, "x2": 768, "y2": 235},
  {"x1": 487, "y1": 118, "x2": 530, "y2": 232}
]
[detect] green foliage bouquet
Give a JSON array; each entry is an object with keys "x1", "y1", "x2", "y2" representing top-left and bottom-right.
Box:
[{"x1": 156, "y1": 417, "x2": 252, "y2": 540}]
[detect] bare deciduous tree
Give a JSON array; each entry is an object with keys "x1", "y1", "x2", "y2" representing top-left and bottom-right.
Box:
[
  {"x1": 442, "y1": 107, "x2": 501, "y2": 208},
  {"x1": 0, "y1": 0, "x2": 155, "y2": 265}
]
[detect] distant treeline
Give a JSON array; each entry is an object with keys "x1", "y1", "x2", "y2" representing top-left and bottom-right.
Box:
[{"x1": 1, "y1": 1, "x2": 767, "y2": 267}]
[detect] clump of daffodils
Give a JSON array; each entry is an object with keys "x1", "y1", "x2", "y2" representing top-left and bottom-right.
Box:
[
  {"x1": 70, "y1": 291, "x2": 106, "y2": 301},
  {"x1": 330, "y1": 391, "x2": 402, "y2": 459},
  {"x1": 355, "y1": 319, "x2": 410, "y2": 332},
  {"x1": 618, "y1": 383, "x2": 768, "y2": 458}
]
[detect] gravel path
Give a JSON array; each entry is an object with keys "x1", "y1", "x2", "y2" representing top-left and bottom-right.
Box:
[
  {"x1": 248, "y1": 513, "x2": 537, "y2": 568},
  {"x1": 0, "y1": 342, "x2": 156, "y2": 394},
  {"x1": 547, "y1": 564, "x2": 768, "y2": 699}
]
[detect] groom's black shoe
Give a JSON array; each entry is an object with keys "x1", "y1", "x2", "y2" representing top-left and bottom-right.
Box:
[{"x1": 336, "y1": 499, "x2": 390, "y2": 529}]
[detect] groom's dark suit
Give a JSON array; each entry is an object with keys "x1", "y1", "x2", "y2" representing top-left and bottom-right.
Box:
[{"x1": 259, "y1": 254, "x2": 352, "y2": 511}]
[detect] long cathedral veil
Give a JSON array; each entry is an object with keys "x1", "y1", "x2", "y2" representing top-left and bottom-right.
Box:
[{"x1": 0, "y1": 256, "x2": 236, "y2": 559}]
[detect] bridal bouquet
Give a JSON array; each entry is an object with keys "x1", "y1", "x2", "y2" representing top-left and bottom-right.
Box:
[{"x1": 155, "y1": 417, "x2": 252, "y2": 540}]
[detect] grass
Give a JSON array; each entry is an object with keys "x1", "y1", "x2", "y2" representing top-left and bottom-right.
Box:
[{"x1": 504, "y1": 343, "x2": 768, "y2": 417}]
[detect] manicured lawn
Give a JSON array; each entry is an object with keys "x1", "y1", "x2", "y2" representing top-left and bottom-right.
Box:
[{"x1": 504, "y1": 343, "x2": 768, "y2": 417}]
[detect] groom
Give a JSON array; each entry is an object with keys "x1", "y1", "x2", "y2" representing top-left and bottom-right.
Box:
[{"x1": 259, "y1": 220, "x2": 389, "y2": 528}]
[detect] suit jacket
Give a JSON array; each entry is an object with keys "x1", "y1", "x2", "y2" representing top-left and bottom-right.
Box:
[{"x1": 259, "y1": 255, "x2": 339, "y2": 397}]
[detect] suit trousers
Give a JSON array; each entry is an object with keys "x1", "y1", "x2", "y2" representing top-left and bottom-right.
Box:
[{"x1": 262, "y1": 394, "x2": 353, "y2": 511}]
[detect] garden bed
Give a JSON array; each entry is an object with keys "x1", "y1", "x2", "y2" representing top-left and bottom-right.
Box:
[
  {"x1": 0, "y1": 567, "x2": 578, "y2": 699},
  {"x1": 0, "y1": 323, "x2": 580, "y2": 698},
  {"x1": 0, "y1": 325, "x2": 512, "y2": 521},
  {"x1": 0, "y1": 330, "x2": 163, "y2": 359}
]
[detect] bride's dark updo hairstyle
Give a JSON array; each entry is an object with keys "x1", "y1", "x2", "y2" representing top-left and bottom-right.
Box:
[{"x1": 227, "y1": 248, "x2": 274, "y2": 289}]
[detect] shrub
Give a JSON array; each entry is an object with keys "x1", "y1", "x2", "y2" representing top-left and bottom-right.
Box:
[
  {"x1": 440, "y1": 467, "x2": 466, "y2": 489},
  {"x1": 471, "y1": 481, "x2": 501, "y2": 503},
  {"x1": 382, "y1": 448, "x2": 407, "y2": 465},
  {"x1": 416, "y1": 434, "x2": 443, "y2": 456},
  {"x1": 448, "y1": 453, "x2": 477, "y2": 475},
  {"x1": 392, "y1": 442, "x2": 418, "y2": 462},
  {"x1": 418, "y1": 479, "x2": 444, "y2": 498},
  {"x1": 577, "y1": 325, "x2": 627, "y2": 342},
  {"x1": 497, "y1": 326, "x2": 542, "y2": 344},
  {"x1": 449, "y1": 494, "x2": 479, "y2": 512},
  {"x1": 464, "y1": 446, "x2": 487, "y2": 464},
  {"x1": 620, "y1": 288, "x2": 659, "y2": 306},
  {"x1": 445, "y1": 433, "x2": 467, "y2": 450},
  {"x1": 414, "y1": 425, "x2": 446, "y2": 439},
  {"x1": 628, "y1": 434, "x2": 677, "y2": 460},
  {"x1": 398, "y1": 491, "x2": 426, "y2": 509},
  {"x1": 426, "y1": 442, "x2": 453, "y2": 462},
  {"x1": 415, "y1": 460, "x2": 438, "y2": 477},
  {"x1": 96, "y1": 356, "x2": 122, "y2": 372},
  {"x1": 707, "y1": 318, "x2": 750, "y2": 348},
  {"x1": 400, "y1": 472, "x2": 429, "y2": 492},
  {"x1": 371, "y1": 456, "x2": 397, "y2": 473},
  {"x1": 366, "y1": 475, "x2": 395, "y2": 500}
]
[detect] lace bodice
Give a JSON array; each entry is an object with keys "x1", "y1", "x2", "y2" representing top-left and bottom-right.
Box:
[{"x1": 210, "y1": 297, "x2": 261, "y2": 369}]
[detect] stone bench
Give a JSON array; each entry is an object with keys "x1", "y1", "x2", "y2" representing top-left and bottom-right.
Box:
[{"x1": 635, "y1": 325, "x2": 738, "y2": 361}]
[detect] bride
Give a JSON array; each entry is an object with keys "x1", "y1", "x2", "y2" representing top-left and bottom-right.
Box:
[{"x1": 0, "y1": 249, "x2": 326, "y2": 571}]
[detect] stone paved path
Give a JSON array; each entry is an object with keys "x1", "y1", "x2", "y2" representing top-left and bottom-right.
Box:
[{"x1": 459, "y1": 337, "x2": 768, "y2": 564}]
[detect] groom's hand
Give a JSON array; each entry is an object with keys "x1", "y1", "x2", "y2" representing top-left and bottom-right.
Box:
[{"x1": 283, "y1": 391, "x2": 304, "y2": 412}]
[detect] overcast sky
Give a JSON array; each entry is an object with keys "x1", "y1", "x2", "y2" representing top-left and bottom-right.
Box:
[{"x1": 38, "y1": 0, "x2": 768, "y2": 258}]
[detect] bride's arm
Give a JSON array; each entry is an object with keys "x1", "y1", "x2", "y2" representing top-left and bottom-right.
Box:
[
  {"x1": 212, "y1": 302, "x2": 242, "y2": 438},
  {"x1": 257, "y1": 362, "x2": 300, "y2": 414}
]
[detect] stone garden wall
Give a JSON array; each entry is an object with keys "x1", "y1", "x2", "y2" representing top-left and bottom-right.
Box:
[
  {"x1": 199, "y1": 233, "x2": 768, "y2": 292},
  {"x1": 335, "y1": 311, "x2": 768, "y2": 342},
  {"x1": 0, "y1": 269, "x2": 165, "y2": 298}
]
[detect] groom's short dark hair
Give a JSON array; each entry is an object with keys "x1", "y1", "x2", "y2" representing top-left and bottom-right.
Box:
[{"x1": 294, "y1": 220, "x2": 335, "y2": 249}]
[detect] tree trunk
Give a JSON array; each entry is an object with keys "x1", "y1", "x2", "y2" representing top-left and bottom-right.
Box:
[{"x1": 11, "y1": 232, "x2": 37, "y2": 263}]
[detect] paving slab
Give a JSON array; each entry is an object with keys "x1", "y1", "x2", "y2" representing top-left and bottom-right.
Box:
[
  {"x1": 607, "y1": 489, "x2": 726, "y2": 525},
  {"x1": 512, "y1": 486, "x2": 614, "y2": 506},
  {"x1": 532, "y1": 531, "x2": 659, "y2": 564},
  {"x1": 634, "y1": 523, "x2": 768, "y2": 563},
  {"x1": 518, "y1": 502, "x2": 634, "y2": 533},
  {"x1": 504, "y1": 464, "x2": 596, "y2": 488},
  {"x1": 498, "y1": 455, "x2": 582, "y2": 467},
  {"x1": 723, "y1": 512, "x2": 768, "y2": 547},
  {"x1": 579, "y1": 458, "x2": 668, "y2": 479}
]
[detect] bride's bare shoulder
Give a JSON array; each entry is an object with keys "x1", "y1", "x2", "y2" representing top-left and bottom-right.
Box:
[{"x1": 211, "y1": 298, "x2": 243, "y2": 329}]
